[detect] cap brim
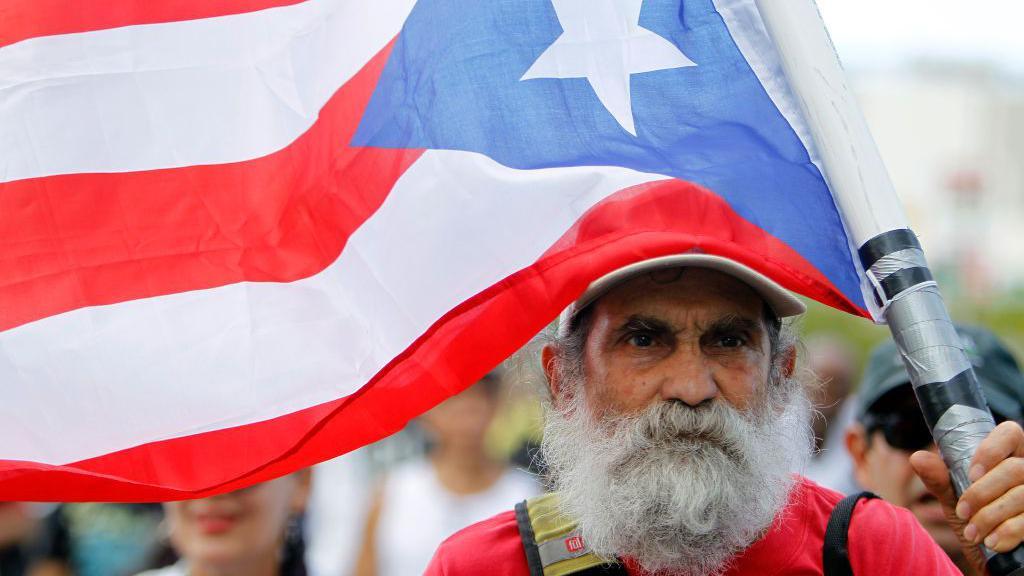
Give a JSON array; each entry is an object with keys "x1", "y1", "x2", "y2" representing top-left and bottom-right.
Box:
[{"x1": 562, "y1": 254, "x2": 805, "y2": 330}]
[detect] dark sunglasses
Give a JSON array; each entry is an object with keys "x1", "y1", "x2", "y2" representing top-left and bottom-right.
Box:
[
  {"x1": 863, "y1": 410, "x2": 1008, "y2": 452},
  {"x1": 861, "y1": 412, "x2": 933, "y2": 452}
]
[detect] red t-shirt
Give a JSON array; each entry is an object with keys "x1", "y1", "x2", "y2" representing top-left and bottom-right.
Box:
[{"x1": 425, "y1": 478, "x2": 959, "y2": 575}]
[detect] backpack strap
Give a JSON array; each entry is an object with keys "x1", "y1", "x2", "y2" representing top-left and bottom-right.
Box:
[
  {"x1": 515, "y1": 493, "x2": 628, "y2": 576},
  {"x1": 823, "y1": 491, "x2": 878, "y2": 576},
  {"x1": 515, "y1": 499, "x2": 545, "y2": 576}
]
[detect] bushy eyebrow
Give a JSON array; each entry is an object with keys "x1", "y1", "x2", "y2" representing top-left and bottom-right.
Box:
[
  {"x1": 609, "y1": 313, "x2": 764, "y2": 343},
  {"x1": 703, "y1": 314, "x2": 763, "y2": 338},
  {"x1": 612, "y1": 314, "x2": 674, "y2": 338}
]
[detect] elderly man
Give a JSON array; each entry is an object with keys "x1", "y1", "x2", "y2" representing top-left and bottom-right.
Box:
[
  {"x1": 425, "y1": 255, "x2": 1024, "y2": 575},
  {"x1": 847, "y1": 325, "x2": 1024, "y2": 575}
]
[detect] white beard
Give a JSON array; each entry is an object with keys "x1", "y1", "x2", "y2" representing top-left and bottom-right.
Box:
[{"x1": 540, "y1": 376, "x2": 813, "y2": 576}]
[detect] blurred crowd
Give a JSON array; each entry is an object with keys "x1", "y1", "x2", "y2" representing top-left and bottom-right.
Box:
[
  {"x1": 1, "y1": 322, "x2": 1022, "y2": 576},
  {"x1": 0, "y1": 367, "x2": 544, "y2": 576}
]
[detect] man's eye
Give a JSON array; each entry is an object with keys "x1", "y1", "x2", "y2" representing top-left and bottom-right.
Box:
[
  {"x1": 717, "y1": 335, "x2": 745, "y2": 348},
  {"x1": 627, "y1": 333, "x2": 655, "y2": 348}
]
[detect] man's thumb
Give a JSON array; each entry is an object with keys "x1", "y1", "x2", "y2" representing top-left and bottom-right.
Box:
[{"x1": 910, "y1": 450, "x2": 955, "y2": 503}]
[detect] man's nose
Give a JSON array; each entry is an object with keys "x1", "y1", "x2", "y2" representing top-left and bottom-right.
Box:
[{"x1": 658, "y1": 345, "x2": 719, "y2": 407}]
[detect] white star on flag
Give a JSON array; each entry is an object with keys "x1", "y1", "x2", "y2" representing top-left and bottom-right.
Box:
[{"x1": 521, "y1": 0, "x2": 697, "y2": 136}]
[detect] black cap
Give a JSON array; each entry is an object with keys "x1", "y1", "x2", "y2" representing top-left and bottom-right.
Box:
[{"x1": 857, "y1": 324, "x2": 1024, "y2": 422}]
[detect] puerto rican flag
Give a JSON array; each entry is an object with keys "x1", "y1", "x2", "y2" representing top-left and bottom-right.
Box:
[{"x1": 0, "y1": 0, "x2": 873, "y2": 500}]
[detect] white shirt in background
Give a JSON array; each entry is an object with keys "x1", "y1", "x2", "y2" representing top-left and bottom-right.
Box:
[{"x1": 375, "y1": 459, "x2": 539, "y2": 576}]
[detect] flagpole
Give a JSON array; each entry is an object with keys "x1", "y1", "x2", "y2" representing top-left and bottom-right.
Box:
[{"x1": 752, "y1": 1, "x2": 1024, "y2": 573}]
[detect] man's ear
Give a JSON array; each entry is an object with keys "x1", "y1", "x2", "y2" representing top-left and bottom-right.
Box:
[
  {"x1": 781, "y1": 344, "x2": 797, "y2": 379},
  {"x1": 541, "y1": 344, "x2": 561, "y2": 402},
  {"x1": 845, "y1": 423, "x2": 874, "y2": 489}
]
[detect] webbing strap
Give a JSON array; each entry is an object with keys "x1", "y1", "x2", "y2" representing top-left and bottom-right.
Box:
[
  {"x1": 515, "y1": 496, "x2": 629, "y2": 576},
  {"x1": 823, "y1": 491, "x2": 878, "y2": 576},
  {"x1": 516, "y1": 499, "x2": 545, "y2": 576}
]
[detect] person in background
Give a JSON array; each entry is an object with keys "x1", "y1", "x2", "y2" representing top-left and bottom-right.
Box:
[
  {"x1": 0, "y1": 502, "x2": 37, "y2": 576},
  {"x1": 306, "y1": 426, "x2": 427, "y2": 576},
  {"x1": 846, "y1": 324, "x2": 1024, "y2": 575},
  {"x1": 803, "y1": 333, "x2": 860, "y2": 494},
  {"x1": 355, "y1": 370, "x2": 539, "y2": 576},
  {"x1": 136, "y1": 471, "x2": 312, "y2": 576},
  {"x1": 27, "y1": 504, "x2": 165, "y2": 576},
  {"x1": 303, "y1": 450, "x2": 373, "y2": 576},
  {"x1": 805, "y1": 334, "x2": 858, "y2": 451}
]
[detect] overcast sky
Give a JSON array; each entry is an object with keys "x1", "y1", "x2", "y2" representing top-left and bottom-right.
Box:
[{"x1": 816, "y1": 0, "x2": 1024, "y2": 74}]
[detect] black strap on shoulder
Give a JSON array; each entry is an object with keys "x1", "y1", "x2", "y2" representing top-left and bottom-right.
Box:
[
  {"x1": 823, "y1": 491, "x2": 878, "y2": 576},
  {"x1": 515, "y1": 499, "x2": 545, "y2": 576}
]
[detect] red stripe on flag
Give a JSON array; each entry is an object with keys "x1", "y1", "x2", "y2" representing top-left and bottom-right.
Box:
[
  {"x1": 0, "y1": 39, "x2": 422, "y2": 332},
  {"x1": 0, "y1": 179, "x2": 866, "y2": 501},
  {"x1": 0, "y1": 0, "x2": 308, "y2": 48}
]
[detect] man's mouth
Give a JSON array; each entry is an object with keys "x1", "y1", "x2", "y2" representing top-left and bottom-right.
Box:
[
  {"x1": 655, "y1": 431, "x2": 745, "y2": 463},
  {"x1": 672, "y1": 429, "x2": 722, "y2": 444}
]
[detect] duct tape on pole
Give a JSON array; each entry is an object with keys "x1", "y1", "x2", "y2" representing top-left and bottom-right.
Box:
[{"x1": 753, "y1": 1, "x2": 1024, "y2": 573}]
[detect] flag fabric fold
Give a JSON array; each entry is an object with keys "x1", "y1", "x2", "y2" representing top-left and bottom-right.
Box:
[{"x1": 0, "y1": 0, "x2": 873, "y2": 500}]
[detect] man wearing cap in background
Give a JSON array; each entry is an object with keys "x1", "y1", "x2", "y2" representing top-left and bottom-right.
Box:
[
  {"x1": 847, "y1": 324, "x2": 1024, "y2": 575},
  {"x1": 425, "y1": 255, "x2": 1024, "y2": 575}
]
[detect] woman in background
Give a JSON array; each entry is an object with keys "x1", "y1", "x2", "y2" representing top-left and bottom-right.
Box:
[
  {"x1": 138, "y1": 471, "x2": 311, "y2": 576},
  {"x1": 355, "y1": 371, "x2": 539, "y2": 576}
]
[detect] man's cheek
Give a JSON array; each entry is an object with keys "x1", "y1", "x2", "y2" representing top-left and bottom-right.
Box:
[
  {"x1": 606, "y1": 378, "x2": 658, "y2": 414},
  {"x1": 862, "y1": 451, "x2": 894, "y2": 501},
  {"x1": 872, "y1": 453, "x2": 914, "y2": 507}
]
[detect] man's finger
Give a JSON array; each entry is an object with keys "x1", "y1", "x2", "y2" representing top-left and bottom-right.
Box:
[
  {"x1": 910, "y1": 450, "x2": 956, "y2": 506},
  {"x1": 962, "y1": 484, "x2": 1024, "y2": 546},
  {"x1": 966, "y1": 421, "x2": 1024, "y2": 484},
  {"x1": 981, "y1": 515, "x2": 1024, "y2": 554},
  {"x1": 958, "y1": 457, "x2": 1024, "y2": 523}
]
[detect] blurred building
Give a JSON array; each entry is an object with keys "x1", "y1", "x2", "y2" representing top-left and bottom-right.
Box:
[{"x1": 850, "y1": 62, "x2": 1024, "y2": 301}]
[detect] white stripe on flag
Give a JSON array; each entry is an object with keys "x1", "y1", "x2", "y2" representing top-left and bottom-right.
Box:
[
  {"x1": 712, "y1": 0, "x2": 824, "y2": 171},
  {"x1": 0, "y1": 151, "x2": 665, "y2": 464},
  {"x1": 0, "y1": 0, "x2": 413, "y2": 184}
]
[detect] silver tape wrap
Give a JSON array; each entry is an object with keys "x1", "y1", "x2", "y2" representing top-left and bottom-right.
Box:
[
  {"x1": 868, "y1": 247, "x2": 927, "y2": 281},
  {"x1": 862, "y1": 230, "x2": 996, "y2": 495},
  {"x1": 887, "y1": 288, "x2": 971, "y2": 385},
  {"x1": 934, "y1": 405, "x2": 997, "y2": 495},
  {"x1": 858, "y1": 230, "x2": 936, "y2": 313}
]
